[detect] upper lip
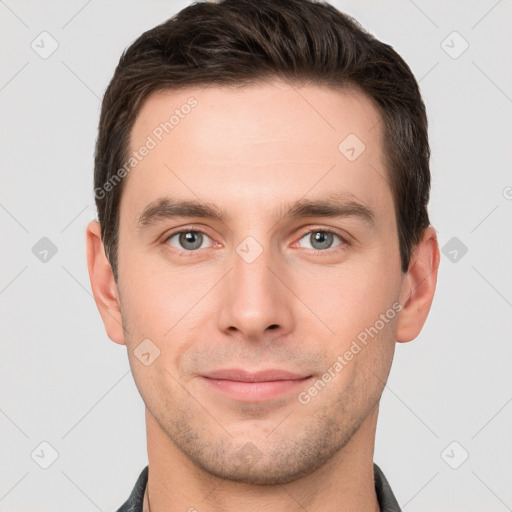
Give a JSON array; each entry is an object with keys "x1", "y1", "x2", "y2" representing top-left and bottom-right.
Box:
[{"x1": 201, "y1": 369, "x2": 310, "y2": 382}]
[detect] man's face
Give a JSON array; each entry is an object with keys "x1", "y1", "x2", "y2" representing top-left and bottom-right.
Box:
[{"x1": 116, "y1": 81, "x2": 405, "y2": 484}]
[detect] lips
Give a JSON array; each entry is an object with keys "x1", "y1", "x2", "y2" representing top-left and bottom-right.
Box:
[
  {"x1": 200, "y1": 369, "x2": 312, "y2": 402},
  {"x1": 201, "y1": 369, "x2": 309, "y2": 382}
]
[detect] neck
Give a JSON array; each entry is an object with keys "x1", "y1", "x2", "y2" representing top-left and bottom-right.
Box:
[{"x1": 144, "y1": 406, "x2": 380, "y2": 512}]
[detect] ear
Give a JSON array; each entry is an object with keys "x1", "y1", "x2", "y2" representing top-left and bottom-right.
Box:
[
  {"x1": 396, "y1": 226, "x2": 440, "y2": 343},
  {"x1": 86, "y1": 220, "x2": 126, "y2": 345}
]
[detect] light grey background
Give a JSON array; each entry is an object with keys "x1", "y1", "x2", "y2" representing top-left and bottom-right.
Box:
[{"x1": 1, "y1": 1, "x2": 511, "y2": 511}]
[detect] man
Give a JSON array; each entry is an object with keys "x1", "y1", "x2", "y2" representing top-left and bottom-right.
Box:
[{"x1": 86, "y1": 0, "x2": 440, "y2": 510}]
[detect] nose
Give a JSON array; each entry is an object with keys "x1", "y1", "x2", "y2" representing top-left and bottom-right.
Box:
[{"x1": 216, "y1": 239, "x2": 295, "y2": 342}]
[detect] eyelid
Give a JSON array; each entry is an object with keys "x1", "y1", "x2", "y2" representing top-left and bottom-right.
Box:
[
  {"x1": 295, "y1": 225, "x2": 349, "y2": 241},
  {"x1": 163, "y1": 226, "x2": 211, "y2": 240}
]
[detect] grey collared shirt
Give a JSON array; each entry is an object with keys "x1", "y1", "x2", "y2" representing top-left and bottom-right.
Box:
[{"x1": 115, "y1": 462, "x2": 401, "y2": 512}]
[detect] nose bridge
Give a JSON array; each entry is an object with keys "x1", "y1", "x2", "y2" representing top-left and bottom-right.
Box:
[{"x1": 216, "y1": 234, "x2": 294, "y2": 339}]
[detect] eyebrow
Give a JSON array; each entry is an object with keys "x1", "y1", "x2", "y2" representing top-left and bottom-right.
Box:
[{"x1": 137, "y1": 193, "x2": 375, "y2": 227}]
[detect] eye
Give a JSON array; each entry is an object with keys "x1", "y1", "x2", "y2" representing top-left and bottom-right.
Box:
[
  {"x1": 165, "y1": 230, "x2": 214, "y2": 252},
  {"x1": 296, "y1": 229, "x2": 346, "y2": 251}
]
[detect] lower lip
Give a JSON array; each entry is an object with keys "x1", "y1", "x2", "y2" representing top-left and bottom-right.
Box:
[{"x1": 201, "y1": 377, "x2": 311, "y2": 402}]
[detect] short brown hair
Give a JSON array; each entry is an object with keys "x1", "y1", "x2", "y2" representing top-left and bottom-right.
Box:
[{"x1": 94, "y1": 0, "x2": 431, "y2": 278}]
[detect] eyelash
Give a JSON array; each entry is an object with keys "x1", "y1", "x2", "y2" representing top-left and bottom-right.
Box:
[{"x1": 163, "y1": 227, "x2": 349, "y2": 256}]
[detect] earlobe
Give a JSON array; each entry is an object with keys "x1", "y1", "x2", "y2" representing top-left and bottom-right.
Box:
[
  {"x1": 396, "y1": 226, "x2": 440, "y2": 343},
  {"x1": 85, "y1": 220, "x2": 126, "y2": 345}
]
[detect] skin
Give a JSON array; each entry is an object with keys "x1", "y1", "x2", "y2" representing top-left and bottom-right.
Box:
[{"x1": 87, "y1": 80, "x2": 439, "y2": 512}]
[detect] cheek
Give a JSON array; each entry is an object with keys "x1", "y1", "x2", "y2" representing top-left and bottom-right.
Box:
[
  {"x1": 117, "y1": 274, "x2": 169, "y2": 350},
  {"x1": 118, "y1": 252, "x2": 224, "y2": 357},
  {"x1": 302, "y1": 258, "x2": 401, "y2": 343}
]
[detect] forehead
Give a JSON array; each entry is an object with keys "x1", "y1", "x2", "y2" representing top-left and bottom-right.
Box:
[
  {"x1": 131, "y1": 80, "x2": 383, "y2": 157},
  {"x1": 122, "y1": 80, "x2": 391, "y2": 224}
]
